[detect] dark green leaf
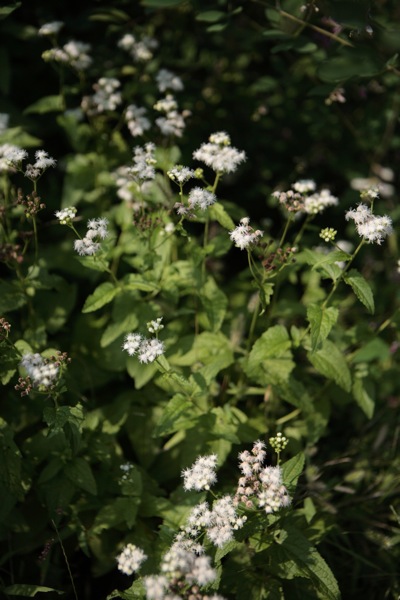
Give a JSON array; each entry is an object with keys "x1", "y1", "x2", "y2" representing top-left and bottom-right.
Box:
[{"x1": 344, "y1": 268, "x2": 374, "y2": 313}]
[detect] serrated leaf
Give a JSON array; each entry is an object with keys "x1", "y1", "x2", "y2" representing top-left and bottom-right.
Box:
[
  {"x1": 272, "y1": 526, "x2": 341, "y2": 600},
  {"x1": 344, "y1": 269, "x2": 374, "y2": 313},
  {"x1": 122, "y1": 274, "x2": 158, "y2": 292},
  {"x1": 4, "y1": 585, "x2": 63, "y2": 596},
  {"x1": 64, "y1": 458, "x2": 97, "y2": 495},
  {"x1": 281, "y1": 452, "x2": 305, "y2": 489},
  {"x1": 245, "y1": 325, "x2": 294, "y2": 385},
  {"x1": 153, "y1": 394, "x2": 198, "y2": 437},
  {"x1": 199, "y1": 277, "x2": 227, "y2": 332},
  {"x1": 308, "y1": 340, "x2": 351, "y2": 392},
  {"x1": 209, "y1": 202, "x2": 235, "y2": 230},
  {"x1": 352, "y1": 378, "x2": 375, "y2": 418},
  {"x1": 307, "y1": 305, "x2": 339, "y2": 351},
  {"x1": 24, "y1": 95, "x2": 64, "y2": 114},
  {"x1": 82, "y1": 282, "x2": 119, "y2": 313}
]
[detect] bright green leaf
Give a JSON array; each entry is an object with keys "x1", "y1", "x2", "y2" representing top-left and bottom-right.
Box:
[
  {"x1": 307, "y1": 305, "x2": 339, "y2": 351},
  {"x1": 82, "y1": 282, "x2": 119, "y2": 313},
  {"x1": 24, "y1": 95, "x2": 64, "y2": 114},
  {"x1": 344, "y1": 269, "x2": 374, "y2": 313},
  {"x1": 308, "y1": 340, "x2": 351, "y2": 392}
]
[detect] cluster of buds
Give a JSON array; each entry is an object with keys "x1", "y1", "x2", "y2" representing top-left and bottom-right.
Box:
[
  {"x1": 261, "y1": 246, "x2": 296, "y2": 272},
  {"x1": 269, "y1": 432, "x2": 289, "y2": 454},
  {"x1": 0, "y1": 243, "x2": 23, "y2": 264},
  {"x1": 17, "y1": 190, "x2": 46, "y2": 217},
  {"x1": 0, "y1": 317, "x2": 11, "y2": 337},
  {"x1": 320, "y1": 227, "x2": 337, "y2": 243},
  {"x1": 272, "y1": 188, "x2": 305, "y2": 213}
]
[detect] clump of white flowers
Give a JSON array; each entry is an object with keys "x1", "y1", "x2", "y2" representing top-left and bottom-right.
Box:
[
  {"x1": 117, "y1": 544, "x2": 147, "y2": 576},
  {"x1": 156, "y1": 68, "x2": 184, "y2": 93},
  {"x1": 273, "y1": 180, "x2": 338, "y2": 215},
  {"x1": 82, "y1": 77, "x2": 122, "y2": 115},
  {"x1": 193, "y1": 131, "x2": 246, "y2": 174},
  {"x1": 122, "y1": 333, "x2": 165, "y2": 364},
  {"x1": 118, "y1": 33, "x2": 158, "y2": 62},
  {"x1": 42, "y1": 40, "x2": 92, "y2": 71},
  {"x1": 4, "y1": 148, "x2": 56, "y2": 180},
  {"x1": 74, "y1": 218, "x2": 108, "y2": 256},
  {"x1": 125, "y1": 104, "x2": 151, "y2": 137},
  {"x1": 55, "y1": 206, "x2": 77, "y2": 225},
  {"x1": 182, "y1": 454, "x2": 218, "y2": 491},
  {"x1": 20, "y1": 353, "x2": 59, "y2": 389},
  {"x1": 0, "y1": 144, "x2": 25, "y2": 173},
  {"x1": 147, "y1": 317, "x2": 164, "y2": 334},
  {"x1": 130, "y1": 143, "x2": 157, "y2": 182},
  {"x1": 154, "y1": 94, "x2": 187, "y2": 138},
  {"x1": 229, "y1": 217, "x2": 263, "y2": 250},
  {"x1": 345, "y1": 200, "x2": 393, "y2": 245},
  {"x1": 174, "y1": 186, "x2": 216, "y2": 217},
  {"x1": 167, "y1": 165, "x2": 195, "y2": 184},
  {"x1": 234, "y1": 440, "x2": 291, "y2": 514},
  {"x1": 38, "y1": 21, "x2": 64, "y2": 36}
]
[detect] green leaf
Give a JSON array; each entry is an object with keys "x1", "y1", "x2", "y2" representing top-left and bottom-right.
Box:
[
  {"x1": 272, "y1": 526, "x2": 341, "y2": 600},
  {"x1": 82, "y1": 282, "x2": 119, "y2": 313},
  {"x1": 318, "y1": 48, "x2": 384, "y2": 83},
  {"x1": 122, "y1": 274, "x2": 158, "y2": 292},
  {"x1": 141, "y1": 0, "x2": 183, "y2": 7},
  {"x1": 4, "y1": 585, "x2": 63, "y2": 596},
  {"x1": 24, "y1": 95, "x2": 64, "y2": 114},
  {"x1": 0, "y1": 3, "x2": 21, "y2": 20},
  {"x1": 0, "y1": 281, "x2": 27, "y2": 313},
  {"x1": 153, "y1": 394, "x2": 198, "y2": 437},
  {"x1": 196, "y1": 10, "x2": 225, "y2": 22},
  {"x1": 199, "y1": 277, "x2": 227, "y2": 332},
  {"x1": 281, "y1": 452, "x2": 305, "y2": 490},
  {"x1": 64, "y1": 458, "x2": 97, "y2": 495},
  {"x1": 107, "y1": 580, "x2": 145, "y2": 600},
  {"x1": 209, "y1": 202, "x2": 235, "y2": 230},
  {"x1": 352, "y1": 378, "x2": 375, "y2": 418},
  {"x1": 245, "y1": 325, "x2": 295, "y2": 385},
  {"x1": 307, "y1": 305, "x2": 339, "y2": 352},
  {"x1": 308, "y1": 340, "x2": 351, "y2": 392},
  {"x1": 343, "y1": 269, "x2": 374, "y2": 313}
]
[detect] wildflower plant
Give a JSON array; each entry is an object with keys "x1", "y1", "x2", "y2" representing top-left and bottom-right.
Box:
[{"x1": 0, "y1": 3, "x2": 399, "y2": 600}]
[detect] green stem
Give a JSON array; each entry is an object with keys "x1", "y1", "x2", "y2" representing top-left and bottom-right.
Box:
[
  {"x1": 51, "y1": 520, "x2": 78, "y2": 600},
  {"x1": 322, "y1": 238, "x2": 365, "y2": 310},
  {"x1": 32, "y1": 216, "x2": 39, "y2": 265},
  {"x1": 278, "y1": 215, "x2": 293, "y2": 248}
]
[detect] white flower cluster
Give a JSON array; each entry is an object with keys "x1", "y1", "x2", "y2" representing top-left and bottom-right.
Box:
[
  {"x1": 154, "y1": 94, "x2": 187, "y2": 138},
  {"x1": 5, "y1": 149, "x2": 56, "y2": 180},
  {"x1": 143, "y1": 540, "x2": 226, "y2": 600},
  {"x1": 156, "y1": 68, "x2": 184, "y2": 93},
  {"x1": 174, "y1": 186, "x2": 216, "y2": 217},
  {"x1": 182, "y1": 454, "x2": 218, "y2": 491},
  {"x1": 116, "y1": 543, "x2": 147, "y2": 576},
  {"x1": 55, "y1": 206, "x2": 77, "y2": 225},
  {"x1": 147, "y1": 317, "x2": 164, "y2": 334},
  {"x1": 304, "y1": 189, "x2": 338, "y2": 214},
  {"x1": 118, "y1": 33, "x2": 158, "y2": 62},
  {"x1": 74, "y1": 218, "x2": 108, "y2": 256},
  {"x1": 38, "y1": 21, "x2": 64, "y2": 36},
  {"x1": 20, "y1": 353, "x2": 59, "y2": 388},
  {"x1": 122, "y1": 333, "x2": 165, "y2": 364},
  {"x1": 0, "y1": 144, "x2": 25, "y2": 172},
  {"x1": 193, "y1": 131, "x2": 246, "y2": 174},
  {"x1": 273, "y1": 179, "x2": 338, "y2": 215},
  {"x1": 184, "y1": 497, "x2": 246, "y2": 548},
  {"x1": 125, "y1": 104, "x2": 151, "y2": 137},
  {"x1": 42, "y1": 41, "x2": 92, "y2": 71},
  {"x1": 234, "y1": 440, "x2": 291, "y2": 514},
  {"x1": 345, "y1": 202, "x2": 393, "y2": 244},
  {"x1": 82, "y1": 78, "x2": 122, "y2": 115},
  {"x1": 229, "y1": 217, "x2": 263, "y2": 250},
  {"x1": 167, "y1": 165, "x2": 195, "y2": 184},
  {"x1": 130, "y1": 143, "x2": 157, "y2": 182}
]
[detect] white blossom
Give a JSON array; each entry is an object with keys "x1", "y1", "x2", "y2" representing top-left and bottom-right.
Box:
[
  {"x1": 182, "y1": 454, "x2": 218, "y2": 491},
  {"x1": 125, "y1": 104, "x2": 151, "y2": 137},
  {"x1": 292, "y1": 179, "x2": 316, "y2": 193},
  {"x1": 43, "y1": 41, "x2": 92, "y2": 71},
  {"x1": 193, "y1": 132, "x2": 246, "y2": 174},
  {"x1": 188, "y1": 187, "x2": 216, "y2": 210},
  {"x1": 156, "y1": 69, "x2": 184, "y2": 93},
  {"x1": 38, "y1": 21, "x2": 64, "y2": 36},
  {"x1": 346, "y1": 203, "x2": 393, "y2": 244},
  {"x1": 20, "y1": 353, "x2": 59, "y2": 388},
  {"x1": 147, "y1": 318, "x2": 164, "y2": 334},
  {"x1": 117, "y1": 544, "x2": 147, "y2": 575},
  {"x1": 118, "y1": 33, "x2": 158, "y2": 62},
  {"x1": 229, "y1": 218, "x2": 263, "y2": 250},
  {"x1": 83, "y1": 78, "x2": 122, "y2": 114},
  {"x1": 130, "y1": 143, "x2": 156, "y2": 182},
  {"x1": 55, "y1": 206, "x2": 77, "y2": 225},
  {"x1": 304, "y1": 188, "x2": 338, "y2": 214},
  {"x1": 258, "y1": 466, "x2": 291, "y2": 514},
  {"x1": 143, "y1": 575, "x2": 169, "y2": 600}
]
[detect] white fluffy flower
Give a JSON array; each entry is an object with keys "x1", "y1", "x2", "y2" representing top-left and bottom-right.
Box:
[
  {"x1": 55, "y1": 206, "x2": 77, "y2": 225},
  {"x1": 193, "y1": 133, "x2": 246, "y2": 174},
  {"x1": 188, "y1": 187, "x2": 216, "y2": 210},
  {"x1": 292, "y1": 179, "x2": 316, "y2": 193},
  {"x1": 38, "y1": 21, "x2": 64, "y2": 36},
  {"x1": 229, "y1": 217, "x2": 263, "y2": 250},
  {"x1": 156, "y1": 69, "x2": 184, "y2": 93},
  {"x1": 182, "y1": 454, "x2": 218, "y2": 491},
  {"x1": 130, "y1": 143, "x2": 156, "y2": 181},
  {"x1": 168, "y1": 165, "x2": 195, "y2": 184},
  {"x1": 122, "y1": 333, "x2": 143, "y2": 356},
  {"x1": 258, "y1": 466, "x2": 291, "y2": 514},
  {"x1": 125, "y1": 104, "x2": 151, "y2": 137},
  {"x1": 346, "y1": 203, "x2": 393, "y2": 244},
  {"x1": 20, "y1": 353, "x2": 59, "y2": 388},
  {"x1": 304, "y1": 188, "x2": 338, "y2": 214},
  {"x1": 117, "y1": 543, "x2": 147, "y2": 575}
]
